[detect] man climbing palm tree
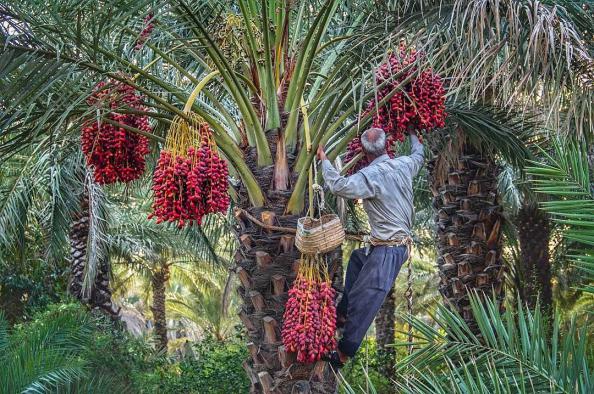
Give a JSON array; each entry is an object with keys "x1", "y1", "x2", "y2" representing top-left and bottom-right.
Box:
[{"x1": 317, "y1": 127, "x2": 424, "y2": 368}]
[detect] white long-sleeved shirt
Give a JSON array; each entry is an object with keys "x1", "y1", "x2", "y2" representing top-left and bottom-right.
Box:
[{"x1": 321, "y1": 135, "x2": 424, "y2": 240}]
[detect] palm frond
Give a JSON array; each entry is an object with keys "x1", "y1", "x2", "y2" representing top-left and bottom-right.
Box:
[
  {"x1": 440, "y1": 102, "x2": 535, "y2": 169},
  {"x1": 0, "y1": 306, "x2": 92, "y2": 393},
  {"x1": 497, "y1": 163, "x2": 523, "y2": 215},
  {"x1": 0, "y1": 154, "x2": 34, "y2": 250},
  {"x1": 82, "y1": 170, "x2": 109, "y2": 298},
  {"x1": 38, "y1": 145, "x2": 85, "y2": 266},
  {"x1": 526, "y1": 136, "x2": 594, "y2": 293},
  {"x1": 393, "y1": 292, "x2": 593, "y2": 393},
  {"x1": 166, "y1": 262, "x2": 237, "y2": 340}
]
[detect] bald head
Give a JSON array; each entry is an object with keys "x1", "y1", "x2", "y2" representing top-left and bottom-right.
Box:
[{"x1": 361, "y1": 127, "x2": 387, "y2": 158}]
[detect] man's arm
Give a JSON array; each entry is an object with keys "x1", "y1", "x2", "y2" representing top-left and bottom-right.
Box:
[
  {"x1": 321, "y1": 160, "x2": 375, "y2": 199},
  {"x1": 401, "y1": 133, "x2": 424, "y2": 176},
  {"x1": 317, "y1": 146, "x2": 375, "y2": 200}
]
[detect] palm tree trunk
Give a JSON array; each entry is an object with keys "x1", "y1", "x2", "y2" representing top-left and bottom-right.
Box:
[
  {"x1": 375, "y1": 286, "x2": 396, "y2": 376},
  {"x1": 151, "y1": 264, "x2": 170, "y2": 352},
  {"x1": 234, "y1": 138, "x2": 341, "y2": 394},
  {"x1": 428, "y1": 142, "x2": 505, "y2": 331},
  {"x1": 68, "y1": 192, "x2": 89, "y2": 302},
  {"x1": 68, "y1": 187, "x2": 116, "y2": 317},
  {"x1": 516, "y1": 203, "x2": 551, "y2": 314}
]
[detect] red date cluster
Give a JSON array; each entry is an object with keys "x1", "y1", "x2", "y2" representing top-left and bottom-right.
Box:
[
  {"x1": 345, "y1": 44, "x2": 445, "y2": 174},
  {"x1": 134, "y1": 13, "x2": 154, "y2": 50},
  {"x1": 371, "y1": 47, "x2": 446, "y2": 134},
  {"x1": 81, "y1": 80, "x2": 151, "y2": 184},
  {"x1": 149, "y1": 137, "x2": 230, "y2": 228},
  {"x1": 282, "y1": 268, "x2": 337, "y2": 364}
]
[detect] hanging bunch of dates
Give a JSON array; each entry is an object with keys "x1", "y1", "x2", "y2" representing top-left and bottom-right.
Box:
[
  {"x1": 149, "y1": 114, "x2": 230, "y2": 228},
  {"x1": 345, "y1": 43, "x2": 446, "y2": 174},
  {"x1": 281, "y1": 256, "x2": 337, "y2": 363},
  {"x1": 81, "y1": 78, "x2": 151, "y2": 184}
]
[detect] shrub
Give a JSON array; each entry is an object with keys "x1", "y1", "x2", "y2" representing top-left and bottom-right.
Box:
[
  {"x1": 141, "y1": 336, "x2": 249, "y2": 393},
  {"x1": 4, "y1": 303, "x2": 254, "y2": 393}
]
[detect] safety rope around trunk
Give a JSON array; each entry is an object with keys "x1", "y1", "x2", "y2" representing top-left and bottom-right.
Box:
[{"x1": 234, "y1": 208, "x2": 366, "y2": 241}]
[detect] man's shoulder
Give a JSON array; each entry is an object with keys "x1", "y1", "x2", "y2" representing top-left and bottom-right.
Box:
[
  {"x1": 359, "y1": 159, "x2": 392, "y2": 178},
  {"x1": 376, "y1": 156, "x2": 408, "y2": 170},
  {"x1": 361, "y1": 156, "x2": 413, "y2": 179},
  {"x1": 388, "y1": 155, "x2": 415, "y2": 170}
]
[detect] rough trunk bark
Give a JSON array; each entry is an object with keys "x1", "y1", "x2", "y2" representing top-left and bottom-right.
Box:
[
  {"x1": 516, "y1": 203, "x2": 551, "y2": 315},
  {"x1": 375, "y1": 286, "x2": 396, "y2": 376},
  {"x1": 68, "y1": 188, "x2": 116, "y2": 317},
  {"x1": 151, "y1": 264, "x2": 170, "y2": 352},
  {"x1": 428, "y1": 142, "x2": 505, "y2": 331},
  {"x1": 235, "y1": 135, "x2": 341, "y2": 394}
]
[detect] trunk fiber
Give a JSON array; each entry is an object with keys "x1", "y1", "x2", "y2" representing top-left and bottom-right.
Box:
[
  {"x1": 235, "y1": 137, "x2": 341, "y2": 394},
  {"x1": 68, "y1": 188, "x2": 116, "y2": 317},
  {"x1": 151, "y1": 265, "x2": 170, "y2": 352},
  {"x1": 516, "y1": 204, "x2": 552, "y2": 314},
  {"x1": 428, "y1": 143, "x2": 505, "y2": 331}
]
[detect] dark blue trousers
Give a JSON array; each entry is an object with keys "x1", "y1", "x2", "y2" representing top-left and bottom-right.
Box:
[{"x1": 336, "y1": 245, "x2": 407, "y2": 357}]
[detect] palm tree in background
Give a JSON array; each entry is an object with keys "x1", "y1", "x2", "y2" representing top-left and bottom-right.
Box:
[
  {"x1": 390, "y1": 0, "x2": 593, "y2": 331},
  {"x1": 67, "y1": 169, "x2": 117, "y2": 316},
  {"x1": 527, "y1": 137, "x2": 594, "y2": 296},
  {"x1": 167, "y1": 263, "x2": 238, "y2": 342},
  {"x1": 499, "y1": 164, "x2": 554, "y2": 315}
]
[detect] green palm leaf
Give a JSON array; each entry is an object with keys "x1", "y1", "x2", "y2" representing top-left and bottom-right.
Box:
[
  {"x1": 526, "y1": 137, "x2": 594, "y2": 293},
  {"x1": 0, "y1": 307, "x2": 93, "y2": 393},
  {"x1": 392, "y1": 293, "x2": 593, "y2": 393}
]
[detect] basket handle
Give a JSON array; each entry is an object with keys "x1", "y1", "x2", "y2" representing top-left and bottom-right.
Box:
[{"x1": 302, "y1": 96, "x2": 332, "y2": 221}]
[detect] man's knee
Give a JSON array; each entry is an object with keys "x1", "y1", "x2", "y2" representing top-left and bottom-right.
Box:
[{"x1": 339, "y1": 288, "x2": 388, "y2": 358}]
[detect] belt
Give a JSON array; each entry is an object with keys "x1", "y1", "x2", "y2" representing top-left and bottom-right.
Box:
[{"x1": 363, "y1": 234, "x2": 413, "y2": 255}]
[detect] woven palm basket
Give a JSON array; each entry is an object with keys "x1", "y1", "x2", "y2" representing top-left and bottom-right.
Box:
[{"x1": 295, "y1": 214, "x2": 345, "y2": 254}]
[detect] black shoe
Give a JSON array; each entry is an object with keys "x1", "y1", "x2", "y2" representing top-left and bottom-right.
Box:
[{"x1": 322, "y1": 350, "x2": 345, "y2": 371}]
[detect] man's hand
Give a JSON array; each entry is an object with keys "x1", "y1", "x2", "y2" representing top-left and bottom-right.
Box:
[{"x1": 317, "y1": 145, "x2": 327, "y2": 161}]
